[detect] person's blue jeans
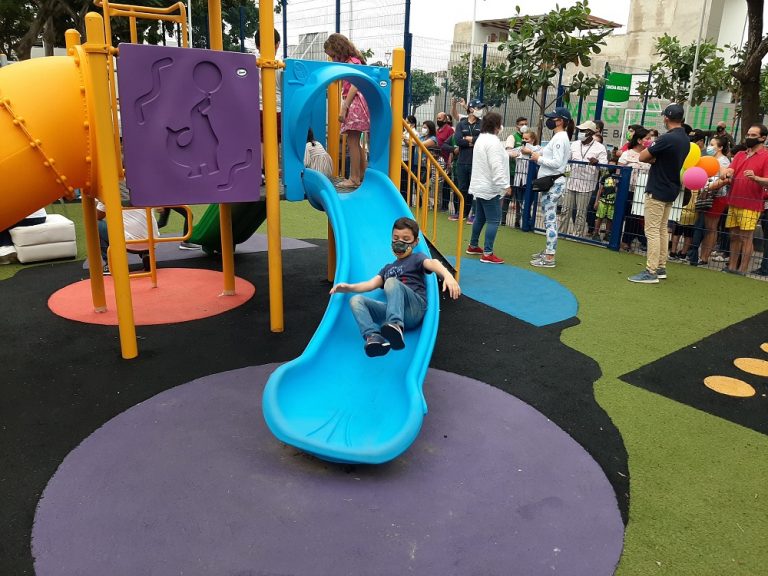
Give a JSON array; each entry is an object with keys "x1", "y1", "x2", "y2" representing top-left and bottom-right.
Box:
[
  {"x1": 687, "y1": 212, "x2": 706, "y2": 264},
  {"x1": 453, "y1": 163, "x2": 474, "y2": 219},
  {"x1": 97, "y1": 219, "x2": 110, "y2": 262},
  {"x1": 541, "y1": 181, "x2": 565, "y2": 254},
  {"x1": 349, "y1": 278, "x2": 426, "y2": 338},
  {"x1": 470, "y1": 195, "x2": 503, "y2": 254}
]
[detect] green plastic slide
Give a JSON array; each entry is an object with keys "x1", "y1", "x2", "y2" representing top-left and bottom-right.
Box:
[{"x1": 188, "y1": 200, "x2": 267, "y2": 250}]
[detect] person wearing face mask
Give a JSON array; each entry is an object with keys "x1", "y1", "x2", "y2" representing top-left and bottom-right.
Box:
[
  {"x1": 451, "y1": 99, "x2": 485, "y2": 223},
  {"x1": 694, "y1": 135, "x2": 731, "y2": 266},
  {"x1": 721, "y1": 124, "x2": 768, "y2": 275},
  {"x1": 436, "y1": 112, "x2": 455, "y2": 210},
  {"x1": 629, "y1": 104, "x2": 690, "y2": 283},
  {"x1": 527, "y1": 106, "x2": 575, "y2": 268},
  {"x1": 560, "y1": 120, "x2": 608, "y2": 238},
  {"x1": 464, "y1": 112, "x2": 511, "y2": 263},
  {"x1": 620, "y1": 124, "x2": 643, "y2": 153},
  {"x1": 329, "y1": 217, "x2": 460, "y2": 357}
]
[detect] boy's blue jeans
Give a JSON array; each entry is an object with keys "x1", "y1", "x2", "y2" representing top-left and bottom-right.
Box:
[{"x1": 349, "y1": 277, "x2": 426, "y2": 338}]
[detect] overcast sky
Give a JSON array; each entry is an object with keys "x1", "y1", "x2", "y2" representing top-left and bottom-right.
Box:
[{"x1": 409, "y1": 0, "x2": 631, "y2": 41}]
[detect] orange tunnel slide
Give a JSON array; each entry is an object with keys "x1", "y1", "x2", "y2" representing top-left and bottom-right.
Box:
[{"x1": 0, "y1": 56, "x2": 92, "y2": 231}]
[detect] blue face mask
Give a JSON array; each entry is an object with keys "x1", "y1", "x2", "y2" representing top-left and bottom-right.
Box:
[
  {"x1": 391, "y1": 240, "x2": 414, "y2": 255},
  {"x1": 705, "y1": 146, "x2": 715, "y2": 156},
  {"x1": 545, "y1": 118, "x2": 557, "y2": 130}
]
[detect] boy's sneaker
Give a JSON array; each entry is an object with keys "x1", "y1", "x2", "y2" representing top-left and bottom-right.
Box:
[
  {"x1": 102, "y1": 264, "x2": 111, "y2": 276},
  {"x1": 466, "y1": 216, "x2": 475, "y2": 225},
  {"x1": 530, "y1": 256, "x2": 555, "y2": 268},
  {"x1": 466, "y1": 245, "x2": 483, "y2": 255},
  {"x1": 364, "y1": 333, "x2": 390, "y2": 357},
  {"x1": 179, "y1": 241, "x2": 201, "y2": 250},
  {"x1": 480, "y1": 253, "x2": 504, "y2": 264},
  {"x1": 531, "y1": 250, "x2": 546, "y2": 259},
  {"x1": 656, "y1": 267, "x2": 667, "y2": 279},
  {"x1": 711, "y1": 253, "x2": 729, "y2": 263},
  {"x1": 448, "y1": 215, "x2": 459, "y2": 222},
  {"x1": 381, "y1": 323, "x2": 405, "y2": 350},
  {"x1": 628, "y1": 269, "x2": 659, "y2": 284}
]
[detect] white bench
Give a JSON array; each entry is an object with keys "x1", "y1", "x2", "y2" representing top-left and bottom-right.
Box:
[{"x1": 9, "y1": 213, "x2": 77, "y2": 264}]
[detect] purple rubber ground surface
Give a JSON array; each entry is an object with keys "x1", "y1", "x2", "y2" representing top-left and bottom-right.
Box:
[
  {"x1": 33, "y1": 365, "x2": 623, "y2": 576},
  {"x1": 82, "y1": 234, "x2": 316, "y2": 269}
]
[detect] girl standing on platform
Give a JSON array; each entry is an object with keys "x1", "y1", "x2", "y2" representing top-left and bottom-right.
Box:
[{"x1": 324, "y1": 33, "x2": 371, "y2": 189}]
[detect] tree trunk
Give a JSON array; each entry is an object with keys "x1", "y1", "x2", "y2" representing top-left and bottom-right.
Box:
[
  {"x1": 43, "y1": 15, "x2": 55, "y2": 56},
  {"x1": 535, "y1": 83, "x2": 548, "y2": 142},
  {"x1": 735, "y1": 0, "x2": 768, "y2": 137},
  {"x1": 740, "y1": 79, "x2": 762, "y2": 136}
]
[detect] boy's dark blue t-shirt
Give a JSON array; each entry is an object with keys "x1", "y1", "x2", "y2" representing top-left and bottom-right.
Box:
[{"x1": 378, "y1": 252, "x2": 431, "y2": 299}]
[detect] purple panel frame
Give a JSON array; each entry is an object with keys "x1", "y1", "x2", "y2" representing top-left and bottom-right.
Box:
[{"x1": 118, "y1": 44, "x2": 261, "y2": 206}]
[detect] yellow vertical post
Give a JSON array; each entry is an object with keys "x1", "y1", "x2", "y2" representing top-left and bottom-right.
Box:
[
  {"x1": 328, "y1": 82, "x2": 341, "y2": 176},
  {"x1": 258, "y1": 0, "x2": 284, "y2": 331},
  {"x1": 326, "y1": 80, "x2": 341, "y2": 279},
  {"x1": 84, "y1": 12, "x2": 138, "y2": 359},
  {"x1": 206, "y1": 1, "x2": 236, "y2": 295},
  {"x1": 129, "y1": 16, "x2": 138, "y2": 43},
  {"x1": 67, "y1": 29, "x2": 106, "y2": 312},
  {"x1": 389, "y1": 48, "x2": 406, "y2": 187}
]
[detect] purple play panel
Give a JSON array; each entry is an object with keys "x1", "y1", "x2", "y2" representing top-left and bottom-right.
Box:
[
  {"x1": 33, "y1": 365, "x2": 623, "y2": 576},
  {"x1": 81, "y1": 234, "x2": 316, "y2": 269},
  {"x1": 118, "y1": 44, "x2": 261, "y2": 206}
]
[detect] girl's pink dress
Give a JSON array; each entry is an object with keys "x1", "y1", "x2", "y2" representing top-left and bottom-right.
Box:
[{"x1": 341, "y1": 56, "x2": 371, "y2": 134}]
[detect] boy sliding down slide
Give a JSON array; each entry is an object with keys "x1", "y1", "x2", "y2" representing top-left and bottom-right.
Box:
[{"x1": 330, "y1": 217, "x2": 461, "y2": 357}]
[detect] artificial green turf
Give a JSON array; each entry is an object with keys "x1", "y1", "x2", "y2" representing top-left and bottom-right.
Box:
[
  {"x1": 425, "y1": 214, "x2": 768, "y2": 576},
  {"x1": 3, "y1": 200, "x2": 767, "y2": 575}
]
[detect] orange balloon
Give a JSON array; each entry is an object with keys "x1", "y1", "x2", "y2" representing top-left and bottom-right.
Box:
[{"x1": 697, "y1": 155, "x2": 720, "y2": 177}]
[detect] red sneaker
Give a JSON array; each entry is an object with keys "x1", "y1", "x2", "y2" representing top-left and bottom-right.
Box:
[
  {"x1": 480, "y1": 253, "x2": 504, "y2": 264},
  {"x1": 466, "y1": 245, "x2": 483, "y2": 255}
]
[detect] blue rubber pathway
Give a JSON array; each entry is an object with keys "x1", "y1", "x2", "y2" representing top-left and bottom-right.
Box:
[{"x1": 449, "y1": 257, "x2": 578, "y2": 327}]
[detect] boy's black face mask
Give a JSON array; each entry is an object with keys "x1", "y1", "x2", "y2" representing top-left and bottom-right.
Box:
[{"x1": 391, "y1": 240, "x2": 414, "y2": 254}]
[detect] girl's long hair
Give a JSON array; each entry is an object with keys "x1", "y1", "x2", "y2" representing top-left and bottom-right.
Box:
[{"x1": 323, "y1": 33, "x2": 366, "y2": 64}]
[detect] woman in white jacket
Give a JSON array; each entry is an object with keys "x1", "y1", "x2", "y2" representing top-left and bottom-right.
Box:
[
  {"x1": 527, "y1": 106, "x2": 574, "y2": 268},
  {"x1": 465, "y1": 111, "x2": 511, "y2": 264}
]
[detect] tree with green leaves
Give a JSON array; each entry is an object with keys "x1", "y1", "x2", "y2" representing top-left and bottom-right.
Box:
[
  {"x1": 636, "y1": 34, "x2": 730, "y2": 108},
  {"x1": 408, "y1": 68, "x2": 440, "y2": 115},
  {"x1": 488, "y1": 1, "x2": 611, "y2": 139},
  {"x1": 447, "y1": 53, "x2": 506, "y2": 108},
  {"x1": 0, "y1": 1, "x2": 35, "y2": 59},
  {"x1": 730, "y1": 0, "x2": 768, "y2": 137},
  {"x1": 190, "y1": 0, "x2": 258, "y2": 51}
]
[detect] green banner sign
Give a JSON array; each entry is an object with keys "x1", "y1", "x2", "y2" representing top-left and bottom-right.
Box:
[{"x1": 604, "y1": 72, "x2": 632, "y2": 104}]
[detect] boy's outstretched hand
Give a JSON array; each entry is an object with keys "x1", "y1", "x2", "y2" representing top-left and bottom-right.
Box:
[
  {"x1": 329, "y1": 283, "x2": 351, "y2": 295},
  {"x1": 442, "y1": 275, "x2": 461, "y2": 299}
]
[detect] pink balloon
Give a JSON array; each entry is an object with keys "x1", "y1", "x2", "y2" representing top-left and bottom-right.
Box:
[{"x1": 683, "y1": 166, "x2": 708, "y2": 190}]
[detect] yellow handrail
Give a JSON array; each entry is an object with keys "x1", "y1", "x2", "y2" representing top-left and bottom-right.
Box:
[{"x1": 400, "y1": 122, "x2": 464, "y2": 281}]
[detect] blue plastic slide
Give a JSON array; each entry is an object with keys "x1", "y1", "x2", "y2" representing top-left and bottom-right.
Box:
[{"x1": 262, "y1": 169, "x2": 440, "y2": 464}]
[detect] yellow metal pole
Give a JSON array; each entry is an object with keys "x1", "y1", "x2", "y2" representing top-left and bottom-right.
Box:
[
  {"x1": 258, "y1": 0, "x2": 284, "y2": 331},
  {"x1": 328, "y1": 82, "x2": 341, "y2": 176},
  {"x1": 389, "y1": 48, "x2": 406, "y2": 187},
  {"x1": 66, "y1": 29, "x2": 106, "y2": 312},
  {"x1": 129, "y1": 16, "x2": 138, "y2": 43},
  {"x1": 84, "y1": 12, "x2": 138, "y2": 359},
  {"x1": 205, "y1": 1, "x2": 236, "y2": 296}
]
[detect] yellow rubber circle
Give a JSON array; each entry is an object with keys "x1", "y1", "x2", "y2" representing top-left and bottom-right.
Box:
[
  {"x1": 734, "y1": 358, "x2": 768, "y2": 378},
  {"x1": 761, "y1": 343, "x2": 768, "y2": 354},
  {"x1": 703, "y1": 376, "x2": 756, "y2": 398}
]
